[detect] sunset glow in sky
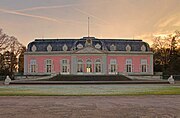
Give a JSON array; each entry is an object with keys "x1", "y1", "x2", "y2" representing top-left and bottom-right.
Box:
[{"x1": 0, "y1": 0, "x2": 180, "y2": 46}]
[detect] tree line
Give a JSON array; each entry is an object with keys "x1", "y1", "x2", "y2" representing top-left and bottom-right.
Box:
[
  {"x1": 0, "y1": 28, "x2": 179, "y2": 79},
  {"x1": 0, "y1": 29, "x2": 25, "y2": 79}
]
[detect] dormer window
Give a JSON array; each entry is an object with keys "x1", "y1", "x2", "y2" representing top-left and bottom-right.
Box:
[
  {"x1": 31, "y1": 45, "x2": 37, "y2": 52},
  {"x1": 110, "y1": 44, "x2": 116, "y2": 51},
  {"x1": 47, "y1": 44, "x2": 52, "y2": 52},
  {"x1": 63, "y1": 44, "x2": 68, "y2": 51},
  {"x1": 95, "y1": 43, "x2": 101, "y2": 49},
  {"x1": 77, "y1": 43, "x2": 83, "y2": 49},
  {"x1": 126, "y1": 44, "x2": 131, "y2": 51},
  {"x1": 141, "y1": 45, "x2": 146, "y2": 52}
]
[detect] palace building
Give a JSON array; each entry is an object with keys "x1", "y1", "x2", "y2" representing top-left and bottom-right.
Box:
[{"x1": 24, "y1": 37, "x2": 153, "y2": 75}]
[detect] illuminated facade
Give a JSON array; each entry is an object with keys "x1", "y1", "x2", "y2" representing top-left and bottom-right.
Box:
[{"x1": 24, "y1": 37, "x2": 153, "y2": 75}]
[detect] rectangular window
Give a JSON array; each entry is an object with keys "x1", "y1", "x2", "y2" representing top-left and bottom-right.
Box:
[
  {"x1": 141, "y1": 59, "x2": 147, "y2": 72},
  {"x1": 86, "y1": 64, "x2": 92, "y2": 72},
  {"x1": 95, "y1": 63, "x2": 101, "y2": 72},
  {"x1": 77, "y1": 64, "x2": 83, "y2": 72},
  {"x1": 126, "y1": 59, "x2": 132, "y2": 72},
  {"x1": 111, "y1": 64, "x2": 116, "y2": 72},
  {"x1": 110, "y1": 59, "x2": 117, "y2": 73},
  {"x1": 46, "y1": 59, "x2": 52, "y2": 73},
  {"x1": 61, "y1": 59, "x2": 69, "y2": 73},
  {"x1": 30, "y1": 60, "x2": 36, "y2": 73},
  {"x1": 62, "y1": 66, "x2": 68, "y2": 73}
]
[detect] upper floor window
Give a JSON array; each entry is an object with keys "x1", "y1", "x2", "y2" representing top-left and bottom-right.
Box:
[
  {"x1": 141, "y1": 45, "x2": 146, "y2": 52},
  {"x1": 30, "y1": 59, "x2": 37, "y2": 73},
  {"x1": 126, "y1": 59, "x2": 132, "y2": 72},
  {"x1": 126, "y1": 45, "x2": 131, "y2": 51},
  {"x1": 110, "y1": 44, "x2": 116, "y2": 51}
]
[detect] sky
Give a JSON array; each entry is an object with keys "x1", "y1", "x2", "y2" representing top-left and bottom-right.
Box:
[{"x1": 0, "y1": 0, "x2": 180, "y2": 46}]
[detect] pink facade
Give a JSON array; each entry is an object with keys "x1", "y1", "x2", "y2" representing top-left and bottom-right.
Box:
[{"x1": 24, "y1": 37, "x2": 153, "y2": 75}]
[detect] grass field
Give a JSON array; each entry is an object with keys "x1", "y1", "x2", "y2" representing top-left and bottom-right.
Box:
[{"x1": 0, "y1": 84, "x2": 180, "y2": 96}]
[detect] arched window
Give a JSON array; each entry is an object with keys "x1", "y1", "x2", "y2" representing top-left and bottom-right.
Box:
[
  {"x1": 77, "y1": 59, "x2": 83, "y2": 72},
  {"x1": 86, "y1": 59, "x2": 92, "y2": 73},
  {"x1": 95, "y1": 59, "x2": 101, "y2": 73}
]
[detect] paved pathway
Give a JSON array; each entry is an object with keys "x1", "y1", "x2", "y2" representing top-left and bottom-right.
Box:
[{"x1": 0, "y1": 96, "x2": 179, "y2": 118}]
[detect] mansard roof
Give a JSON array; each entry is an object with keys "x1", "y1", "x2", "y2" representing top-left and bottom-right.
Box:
[{"x1": 27, "y1": 37, "x2": 151, "y2": 52}]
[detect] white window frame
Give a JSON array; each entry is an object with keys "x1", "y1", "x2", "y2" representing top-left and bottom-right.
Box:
[
  {"x1": 45, "y1": 59, "x2": 53, "y2": 73},
  {"x1": 126, "y1": 59, "x2": 132, "y2": 73},
  {"x1": 86, "y1": 59, "x2": 92, "y2": 73},
  {"x1": 30, "y1": 59, "x2": 37, "y2": 73},
  {"x1": 141, "y1": 59, "x2": 147, "y2": 73},
  {"x1": 77, "y1": 59, "x2": 84, "y2": 73},
  {"x1": 95, "y1": 59, "x2": 102, "y2": 73},
  {"x1": 61, "y1": 59, "x2": 69, "y2": 74},
  {"x1": 109, "y1": 59, "x2": 117, "y2": 74}
]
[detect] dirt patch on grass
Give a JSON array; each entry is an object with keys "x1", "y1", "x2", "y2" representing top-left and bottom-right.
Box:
[{"x1": 0, "y1": 95, "x2": 179, "y2": 118}]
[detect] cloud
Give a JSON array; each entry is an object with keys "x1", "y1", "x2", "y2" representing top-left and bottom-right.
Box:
[
  {"x1": 155, "y1": 13, "x2": 180, "y2": 28},
  {"x1": 157, "y1": 17, "x2": 176, "y2": 27},
  {"x1": 0, "y1": 8, "x2": 62, "y2": 23},
  {"x1": 16, "y1": 4, "x2": 78, "y2": 12}
]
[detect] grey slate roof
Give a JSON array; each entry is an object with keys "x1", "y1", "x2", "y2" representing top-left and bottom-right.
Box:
[{"x1": 27, "y1": 37, "x2": 151, "y2": 52}]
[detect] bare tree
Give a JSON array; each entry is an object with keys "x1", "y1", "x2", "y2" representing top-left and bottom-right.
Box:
[
  {"x1": 0, "y1": 28, "x2": 25, "y2": 77},
  {"x1": 152, "y1": 30, "x2": 180, "y2": 74}
]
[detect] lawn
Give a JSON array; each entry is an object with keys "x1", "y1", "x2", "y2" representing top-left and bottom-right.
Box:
[{"x1": 0, "y1": 84, "x2": 180, "y2": 96}]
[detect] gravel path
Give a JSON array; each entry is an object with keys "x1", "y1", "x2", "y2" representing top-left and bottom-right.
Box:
[{"x1": 0, "y1": 95, "x2": 179, "y2": 118}]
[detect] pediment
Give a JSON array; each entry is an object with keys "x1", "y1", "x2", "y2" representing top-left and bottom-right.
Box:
[{"x1": 74, "y1": 46, "x2": 105, "y2": 54}]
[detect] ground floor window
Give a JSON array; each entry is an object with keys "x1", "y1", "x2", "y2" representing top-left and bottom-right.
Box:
[
  {"x1": 110, "y1": 64, "x2": 116, "y2": 72},
  {"x1": 126, "y1": 59, "x2": 132, "y2": 72},
  {"x1": 30, "y1": 59, "x2": 36, "y2": 73},
  {"x1": 126, "y1": 65, "x2": 132, "y2": 72},
  {"x1": 46, "y1": 59, "x2": 52, "y2": 73},
  {"x1": 110, "y1": 59, "x2": 117, "y2": 73},
  {"x1": 86, "y1": 59, "x2": 92, "y2": 73},
  {"x1": 62, "y1": 65, "x2": 68, "y2": 73},
  {"x1": 77, "y1": 59, "x2": 83, "y2": 72},
  {"x1": 61, "y1": 59, "x2": 69, "y2": 73},
  {"x1": 95, "y1": 59, "x2": 101, "y2": 73},
  {"x1": 141, "y1": 59, "x2": 147, "y2": 72}
]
